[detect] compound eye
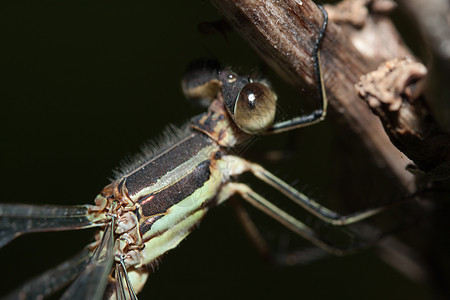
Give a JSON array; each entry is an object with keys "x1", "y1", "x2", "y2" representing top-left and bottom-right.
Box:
[
  {"x1": 227, "y1": 73, "x2": 237, "y2": 83},
  {"x1": 234, "y1": 82, "x2": 277, "y2": 134}
]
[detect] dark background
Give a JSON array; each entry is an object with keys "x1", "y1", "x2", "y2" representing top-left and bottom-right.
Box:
[{"x1": 0, "y1": 1, "x2": 438, "y2": 299}]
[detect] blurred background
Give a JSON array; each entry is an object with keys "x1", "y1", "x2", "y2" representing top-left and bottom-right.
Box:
[{"x1": 1, "y1": 1, "x2": 446, "y2": 299}]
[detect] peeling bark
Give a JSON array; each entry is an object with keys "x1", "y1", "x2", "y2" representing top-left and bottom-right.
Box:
[{"x1": 356, "y1": 58, "x2": 450, "y2": 180}]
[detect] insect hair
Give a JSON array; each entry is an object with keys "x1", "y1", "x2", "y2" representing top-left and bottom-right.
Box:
[{"x1": 110, "y1": 122, "x2": 192, "y2": 181}]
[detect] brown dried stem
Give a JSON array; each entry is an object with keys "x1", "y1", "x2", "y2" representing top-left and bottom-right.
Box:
[{"x1": 356, "y1": 57, "x2": 450, "y2": 180}]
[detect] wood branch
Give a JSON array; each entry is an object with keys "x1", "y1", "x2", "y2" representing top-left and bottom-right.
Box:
[
  {"x1": 356, "y1": 57, "x2": 450, "y2": 180},
  {"x1": 210, "y1": 0, "x2": 419, "y2": 193}
]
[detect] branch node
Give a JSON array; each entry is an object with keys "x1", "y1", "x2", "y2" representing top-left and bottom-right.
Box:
[{"x1": 356, "y1": 57, "x2": 450, "y2": 180}]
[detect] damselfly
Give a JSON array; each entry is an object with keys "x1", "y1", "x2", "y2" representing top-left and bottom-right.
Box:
[{"x1": 0, "y1": 4, "x2": 416, "y2": 300}]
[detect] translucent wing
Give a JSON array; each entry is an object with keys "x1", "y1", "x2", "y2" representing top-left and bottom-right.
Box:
[
  {"x1": 3, "y1": 248, "x2": 91, "y2": 300},
  {"x1": 115, "y1": 260, "x2": 138, "y2": 300},
  {"x1": 61, "y1": 221, "x2": 115, "y2": 300},
  {"x1": 0, "y1": 204, "x2": 100, "y2": 248}
]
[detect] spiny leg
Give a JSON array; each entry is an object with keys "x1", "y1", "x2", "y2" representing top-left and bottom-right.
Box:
[
  {"x1": 229, "y1": 197, "x2": 329, "y2": 266},
  {"x1": 218, "y1": 181, "x2": 378, "y2": 256},
  {"x1": 223, "y1": 155, "x2": 409, "y2": 226},
  {"x1": 266, "y1": 5, "x2": 328, "y2": 134},
  {"x1": 228, "y1": 198, "x2": 272, "y2": 261}
]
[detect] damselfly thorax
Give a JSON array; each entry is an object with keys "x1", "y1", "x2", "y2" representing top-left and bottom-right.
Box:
[{"x1": 91, "y1": 95, "x2": 251, "y2": 295}]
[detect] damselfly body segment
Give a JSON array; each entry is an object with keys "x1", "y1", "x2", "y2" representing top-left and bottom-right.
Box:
[{"x1": 0, "y1": 6, "x2": 397, "y2": 299}]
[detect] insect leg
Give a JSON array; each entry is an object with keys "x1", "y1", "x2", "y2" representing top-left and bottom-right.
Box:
[
  {"x1": 223, "y1": 155, "x2": 409, "y2": 226},
  {"x1": 218, "y1": 181, "x2": 366, "y2": 255},
  {"x1": 229, "y1": 198, "x2": 329, "y2": 265},
  {"x1": 266, "y1": 4, "x2": 328, "y2": 134}
]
